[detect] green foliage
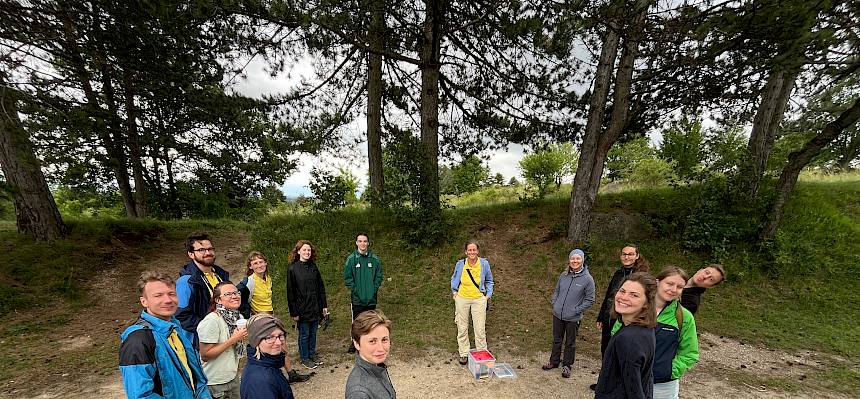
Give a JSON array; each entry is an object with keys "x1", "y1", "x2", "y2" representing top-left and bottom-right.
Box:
[
  {"x1": 440, "y1": 155, "x2": 490, "y2": 195},
  {"x1": 308, "y1": 168, "x2": 358, "y2": 212},
  {"x1": 519, "y1": 142, "x2": 577, "y2": 199},
  {"x1": 53, "y1": 186, "x2": 125, "y2": 218},
  {"x1": 607, "y1": 137, "x2": 677, "y2": 185},
  {"x1": 703, "y1": 124, "x2": 748, "y2": 175},
  {"x1": 659, "y1": 115, "x2": 705, "y2": 180}
]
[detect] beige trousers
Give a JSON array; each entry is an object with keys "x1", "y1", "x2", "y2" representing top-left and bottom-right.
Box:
[{"x1": 454, "y1": 294, "x2": 488, "y2": 357}]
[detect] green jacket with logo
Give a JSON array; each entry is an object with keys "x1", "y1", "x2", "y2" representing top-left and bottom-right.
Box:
[{"x1": 343, "y1": 250, "x2": 383, "y2": 306}]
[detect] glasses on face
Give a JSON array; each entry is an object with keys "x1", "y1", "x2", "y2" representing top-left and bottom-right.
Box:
[
  {"x1": 220, "y1": 291, "x2": 241, "y2": 298},
  {"x1": 193, "y1": 247, "x2": 215, "y2": 253},
  {"x1": 621, "y1": 252, "x2": 637, "y2": 257},
  {"x1": 262, "y1": 333, "x2": 286, "y2": 344}
]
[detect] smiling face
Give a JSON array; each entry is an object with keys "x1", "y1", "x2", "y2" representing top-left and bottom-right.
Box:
[
  {"x1": 465, "y1": 243, "x2": 479, "y2": 261},
  {"x1": 299, "y1": 244, "x2": 313, "y2": 262},
  {"x1": 692, "y1": 266, "x2": 723, "y2": 288},
  {"x1": 569, "y1": 254, "x2": 584, "y2": 271},
  {"x1": 140, "y1": 281, "x2": 178, "y2": 321},
  {"x1": 614, "y1": 280, "x2": 647, "y2": 317},
  {"x1": 356, "y1": 234, "x2": 369, "y2": 253},
  {"x1": 249, "y1": 256, "x2": 267, "y2": 275},
  {"x1": 215, "y1": 283, "x2": 241, "y2": 310},
  {"x1": 657, "y1": 274, "x2": 686, "y2": 303},
  {"x1": 354, "y1": 324, "x2": 391, "y2": 365},
  {"x1": 258, "y1": 329, "x2": 286, "y2": 355},
  {"x1": 620, "y1": 246, "x2": 639, "y2": 267},
  {"x1": 188, "y1": 239, "x2": 216, "y2": 267}
]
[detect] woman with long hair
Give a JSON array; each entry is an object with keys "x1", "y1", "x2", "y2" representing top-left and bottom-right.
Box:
[
  {"x1": 197, "y1": 281, "x2": 247, "y2": 399},
  {"x1": 237, "y1": 251, "x2": 273, "y2": 319},
  {"x1": 286, "y1": 240, "x2": 328, "y2": 370},
  {"x1": 450, "y1": 240, "x2": 494, "y2": 365},
  {"x1": 595, "y1": 272, "x2": 657, "y2": 399},
  {"x1": 651, "y1": 267, "x2": 699, "y2": 399},
  {"x1": 596, "y1": 244, "x2": 650, "y2": 355}
]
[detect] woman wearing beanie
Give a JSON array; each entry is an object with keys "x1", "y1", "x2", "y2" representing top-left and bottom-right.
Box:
[
  {"x1": 287, "y1": 240, "x2": 329, "y2": 370},
  {"x1": 542, "y1": 249, "x2": 595, "y2": 378},
  {"x1": 240, "y1": 314, "x2": 294, "y2": 399},
  {"x1": 345, "y1": 310, "x2": 396, "y2": 399},
  {"x1": 197, "y1": 281, "x2": 247, "y2": 399}
]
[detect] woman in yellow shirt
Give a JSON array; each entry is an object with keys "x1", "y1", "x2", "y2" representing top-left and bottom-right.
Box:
[
  {"x1": 238, "y1": 251, "x2": 274, "y2": 318},
  {"x1": 450, "y1": 241, "x2": 495, "y2": 365}
]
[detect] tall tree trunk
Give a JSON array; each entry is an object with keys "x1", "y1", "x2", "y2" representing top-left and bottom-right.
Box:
[
  {"x1": 836, "y1": 130, "x2": 859, "y2": 170},
  {"x1": 761, "y1": 99, "x2": 860, "y2": 241},
  {"x1": 100, "y1": 61, "x2": 137, "y2": 218},
  {"x1": 366, "y1": 0, "x2": 385, "y2": 206},
  {"x1": 743, "y1": 67, "x2": 798, "y2": 198},
  {"x1": 0, "y1": 85, "x2": 67, "y2": 241},
  {"x1": 123, "y1": 69, "x2": 148, "y2": 218},
  {"x1": 418, "y1": 0, "x2": 446, "y2": 214}
]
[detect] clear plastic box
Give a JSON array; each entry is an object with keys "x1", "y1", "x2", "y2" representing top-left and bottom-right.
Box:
[
  {"x1": 467, "y1": 349, "x2": 495, "y2": 379},
  {"x1": 492, "y1": 363, "x2": 518, "y2": 379}
]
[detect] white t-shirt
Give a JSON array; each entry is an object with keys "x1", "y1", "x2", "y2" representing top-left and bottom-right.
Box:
[{"x1": 196, "y1": 312, "x2": 239, "y2": 385}]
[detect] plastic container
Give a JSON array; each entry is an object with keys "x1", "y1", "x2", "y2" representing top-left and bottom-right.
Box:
[
  {"x1": 467, "y1": 349, "x2": 495, "y2": 379},
  {"x1": 492, "y1": 363, "x2": 518, "y2": 379}
]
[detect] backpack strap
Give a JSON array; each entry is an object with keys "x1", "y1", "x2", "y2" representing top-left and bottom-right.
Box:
[{"x1": 675, "y1": 302, "x2": 684, "y2": 331}]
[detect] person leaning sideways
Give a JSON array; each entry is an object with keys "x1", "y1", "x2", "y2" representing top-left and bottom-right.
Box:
[
  {"x1": 343, "y1": 233, "x2": 383, "y2": 354},
  {"x1": 120, "y1": 271, "x2": 211, "y2": 399},
  {"x1": 596, "y1": 245, "x2": 650, "y2": 356},
  {"x1": 345, "y1": 310, "x2": 396, "y2": 399},
  {"x1": 177, "y1": 232, "x2": 230, "y2": 334},
  {"x1": 595, "y1": 272, "x2": 657, "y2": 399},
  {"x1": 240, "y1": 314, "x2": 294, "y2": 399},
  {"x1": 197, "y1": 281, "x2": 248, "y2": 399},
  {"x1": 680, "y1": 264, "x2": 726, "y2": 315},
  {"x1": 286, "y1": 239, "x2": 329, "y2": 370},
  {"x1": 237, "y1": 251, "x2": 274, "y2": 319},
  {"x1": 651, "y1": 267, "x2": 699, "y2": 399},
  {"x1": 237, "y1": 251, "x2": 310, "y2": 383},
  {"x1": 450, "y1": 240, "x2": 494, "y2": 365},
  {"x1": 543, "y1": 248, "x2": 595, "y2": 378}
]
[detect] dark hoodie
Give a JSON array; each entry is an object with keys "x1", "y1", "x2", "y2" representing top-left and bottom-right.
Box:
[
  {"x1": 175, "y1": 260, "x2": 230, "y2": 333},
  {"x1": 240, "y1": 346, "x2": 294, "y2": 399}
]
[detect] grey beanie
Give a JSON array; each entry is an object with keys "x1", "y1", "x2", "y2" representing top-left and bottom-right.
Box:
[
  {"x1": 247, "y1": 314, "x2": 287, "y2": 347},
  {"x1": 568, "y1": 248, "x2": 585, "y2": 260}
]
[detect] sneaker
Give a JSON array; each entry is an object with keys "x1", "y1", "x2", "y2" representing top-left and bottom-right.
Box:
[
  {"x1": 541, "y1": 363, "x2": 559, "y2": 370},
  {"x1": 301, "y1": 359, "x2": 317, "y2": 369},
  {"x1": 312, "y1": 356, "x2": 324, "y2": 366},
  {"x1": 458, "y1": 356, "x2": 468, "y2": 365},
  {"x1": 561, "y1": 365, "x2": 571, "y2": 378},
  {"x1": 589, "y1": 383, "x2": 597, "y2": 391},
  {"x1": 347, "y1": 345, "x2": 357, "y2": 354},
  {"x1": 287, "y1": 369, "x2": 311, "y2": 383}
]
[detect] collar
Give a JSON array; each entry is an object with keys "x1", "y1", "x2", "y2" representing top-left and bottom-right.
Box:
[
  {"x1": 355, "y1": 354, "x2": 389, "y2": 377},
  {"x1": 139, "y1": 311, "x2": 182, "y2": 335}
]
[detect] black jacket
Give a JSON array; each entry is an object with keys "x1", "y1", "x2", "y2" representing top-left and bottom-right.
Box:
[
  {"x1": 287, "y1": 260, "x2": 327, "y2": 322},
  {"x1": 597, "y1": 266, "x2": 635, "y2": 324},
  {"x1": 595, "y1": 324, "x2": 655, "y2": 399},
  {"x1": 680, "y1": 286, "x2": 706, "y2": 315}
]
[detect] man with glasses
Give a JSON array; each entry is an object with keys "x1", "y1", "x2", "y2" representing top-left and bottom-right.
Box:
[
  {"x1": 120, "y1": 271, "x2": 211, "y2": 399},
  {"x1": 177, "y1": 231, "x2": 230, "y2": 335}
]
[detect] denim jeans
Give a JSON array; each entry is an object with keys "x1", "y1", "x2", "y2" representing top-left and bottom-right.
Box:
[{"x1": 297, "y1": 320, "x2": 318, "y2": 361}]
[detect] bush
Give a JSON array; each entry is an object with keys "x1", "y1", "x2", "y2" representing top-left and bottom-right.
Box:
[{"x1": 308, "y1": 168, "x2": 358, "y2": 212}]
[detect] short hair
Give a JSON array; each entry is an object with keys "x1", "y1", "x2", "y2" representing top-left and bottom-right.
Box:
[
  {"x1": 356, "y1": 233, "x2": 369, "y2": 241},
  {"x1": 246, "y1": 251, "x2": 268, "y2": 276},
  {"x1": 708, "y1": 264, "x2": 727, "y2": 284},
  {"x1": 351, "y1": 309, "x2": 392, "y2": 344},
  {"x1": 209, "y1": 280, "x2": 236, "y2": 313},
  {"x1": 464, "y1": 240, "x2": 480, "y2": 251},
  {"x1": 610, "y1": 272, "x2": 657, "y2": 329},
  {"x1": 289, "y1": 240, "x2": 316, "y2": 263},
  {"x1": 137, "y1": 271, "x2": 175, "y2": 296},
  {"x1": 185, "y1": 231, "x2": 211, "y2": 253},
  {"x1": 655, "y1": 266, "x2": 689, "y2": 282}
]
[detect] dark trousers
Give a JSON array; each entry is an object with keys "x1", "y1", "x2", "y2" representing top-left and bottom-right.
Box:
[
  {"x1": 550, "y1": 315, "x2": 580, "y2": 367},
  {"x1": 350, "y1": 303, "x2": 376, "y2": 339},
  {"x1": 600, "y1": 318, "x2": 615, "y2": 356}
]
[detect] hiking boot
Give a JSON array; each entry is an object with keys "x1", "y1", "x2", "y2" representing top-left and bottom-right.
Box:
[
  {"x1": 347, "y1": 345, "x2": 357, "y2": 354},
  {"x1": 561, "y1": 365, "x2": 571, "y2": 378},
  {"x1": 541, "y1": 363, "x2": 558, "y2": 370},
  {"x1": 287, "y1": 369, "x2": 311, "y2": 383},
  {"x1": 589, "y1": 383, "x2": 597, "y2": 391},
  {"x1": 312, "y1": 355, "x2": 324, "y2": 366},
  {"x1": 458, "y1": 356, "x2": 468, "y2": 365},
  {"x1": 301, "y1": 359, "x2": 318, "y2": 369}
]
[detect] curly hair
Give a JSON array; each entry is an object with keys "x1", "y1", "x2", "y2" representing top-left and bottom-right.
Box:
[{"x1": 289, "y1": 240, "x2": 316, "y2": 263}]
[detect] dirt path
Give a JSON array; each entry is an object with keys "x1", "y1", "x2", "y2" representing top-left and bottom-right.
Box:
[{"x1": 3, "y1": 232, "x2": 852, "y2": 399}]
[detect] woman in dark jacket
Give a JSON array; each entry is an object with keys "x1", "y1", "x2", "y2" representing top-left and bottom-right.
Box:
[
  {"x1": 240, "y1": 314, "x2": 294, "y2": 399},
  {"x1": 595, "y1": 272, "x2": 657, "y2": 399},
  {"x1": 596, "y1": 244, "x2": 650, "y2": 355},
  {"x1": 287, "y1": 239, "x2": 328, "y2": 370}
]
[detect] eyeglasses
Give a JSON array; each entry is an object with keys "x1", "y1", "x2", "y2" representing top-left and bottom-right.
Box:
[
  {"x1": 262, "y1": 334, "x2": 286, "y2": 343},
  {"x1": 193, "y1": 247, "x2": 215, "y2": 253},
  {"x1": 220, "y1": 291, "x2": 241, "y2": 298},
  {"x1": 621, "y1": 252, "x2": 637, "y2": 257}
]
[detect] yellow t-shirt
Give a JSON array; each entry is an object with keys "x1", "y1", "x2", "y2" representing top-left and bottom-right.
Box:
[
  {"x1": 167, "y1": 329, "x2": 194, "y2": 385},
  {"x1": 457, "y1": 259, "x2": 484, "y2": 299},
  {"x1": 203, "y1": 271, "x2": 222, "y2": 296},
  {"x1": 249, "y1": 273, "x2": 273, "y2": 312}
]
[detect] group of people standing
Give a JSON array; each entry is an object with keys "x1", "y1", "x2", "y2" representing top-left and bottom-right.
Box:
[{"x1": 540, "y1": 243, "x2": 726, "y2": 399}]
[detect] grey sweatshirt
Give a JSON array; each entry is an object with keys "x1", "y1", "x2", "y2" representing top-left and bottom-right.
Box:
[
  {"x1": 550, "y1": 265, "x2": 596, "y2": 321},
  {"x1": 345, "y1": 356, "x2": 396, "y2": 399}
]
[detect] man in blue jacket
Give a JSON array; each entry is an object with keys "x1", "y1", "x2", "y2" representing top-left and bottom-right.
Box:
[
  {"x1": 176, "y1": 232, "x2": 230, "y2": 334},
  {"x1": 119, "y1": 271, "x2": 211, "y2": 399}
]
